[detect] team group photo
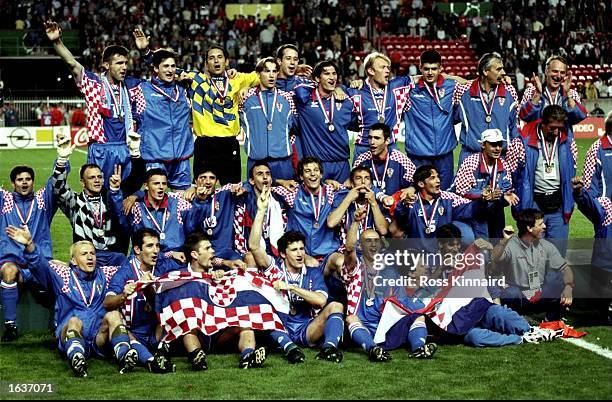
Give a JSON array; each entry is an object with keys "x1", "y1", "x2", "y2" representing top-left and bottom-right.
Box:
[{"x1": 0, "y1": 0, "x2": 610, "y2": 399}]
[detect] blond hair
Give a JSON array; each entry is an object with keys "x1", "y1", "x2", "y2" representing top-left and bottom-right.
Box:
[
  {"x1": 70, "y1": 240, "x2": 95, "y2": 259},
  {"x1": 363, "y1": 52, "x2": 391, "y2": 76}
]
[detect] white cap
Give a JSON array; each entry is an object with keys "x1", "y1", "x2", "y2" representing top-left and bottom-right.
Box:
[{"x1": 479, "y1": 128, "x2": 506, "y2": 143}]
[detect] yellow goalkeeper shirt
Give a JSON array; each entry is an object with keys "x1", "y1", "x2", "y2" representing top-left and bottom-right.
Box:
[{"x1": 186, "y1": 71, "x2": 259, "y2": 137}]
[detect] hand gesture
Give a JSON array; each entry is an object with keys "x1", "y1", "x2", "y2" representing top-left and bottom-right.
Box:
[
  {"x1": 296, "y1": 64, "x2": 313, "y2": 77},
  {"x1": 141, "y1": 271, "x2": 155, "y2": 282},
  {"x1": 333, "y1": 87, "x2": 348, "y2": 101},
  {"x1": 132, "y1": 28, "x2": 150, "y2": 50},
  {"x1": 491, "y1": 188, "x2": 503, "y2": 201},
  {"x1": 122, "y1": 194, "x2": 137, "y2": 215},
  {"x1": 473, "y1": 238, "x2": 494, "y2": 251},
  {"x1": 44, "y1": 21, "x2": 61, "y2": 42},
  {"x1": 350, "y1": 79, "x2": 364, "y2": 90},
  {"x1": 562, "y1": 71, "x2": 572, "y2": 94},
  {"x1": 353, "y1": 206, "x2": 368, "y2": 222},
  {"x1": 482, "y1": 186, "x2": 493, "y2": 201},
  {"x1": 127, "y1": 131, "x2": 141, "y2": 157},
  {"x1": 571, "y1": 176, "x2": 583, "y2": 191},
  {"x1": 324, "y1": 179, "x2": 342, "y2": 191},
  {"x1": 401, "y1": 187, "x2": 417, "y2": 204},
  {"x1": 363, "y1": 187, "x2": 377, "y2": 205},
  {"x1": 170, "y1": 251, "x2": 186, "y2": 263},
  {"x1": 532, "y1": 73, "x2": 542, "y2": 94},
  {"x1": 382, "y1": 195, "x2": 395, "y2": 209},
  {"x1": 257, "y1": 185, "x2": 270, "y2": 211},
  {"x1": 123, "y1": 282, "x2": 137, "y2": 298},
  {"x1": 225, "y1": 259, "x2": 246, "y2": 271},
  {"x1": 56, "y1": 133, "x2": 75, "y2": 159},
  {"x1": 277, "y1": 179, "x2": 298, "y2": 192},
  {"x1": 211, "y1": 270, "x2": 225, "y2": 281},
  {"x1": 347, "y1": 185, "x2": 362, "y2": 202},
  {"x1": 109, "y1": 164, "x2": 122, "y2": 190},
  {"x1": 226, "y1": 68, "x2": 238, "y2": 79},
  {"x1": 273, "y1": 280, "x2": 291, "y2": 291},
  {"x1": 502, "y1": 225, "x2": 515, "y2": 239},
  {"x1": 182, "y1": 186, "x2": 197, "y2": 202},
  {"x1": 503, "y1": 192, "x2": 520, "y2": 207},
  {"x1": 5, "y1": 225, "x2": 32, "y2": 246}
]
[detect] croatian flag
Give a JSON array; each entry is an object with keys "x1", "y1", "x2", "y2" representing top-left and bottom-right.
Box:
[
  {"x1": 132, "y1": 269, "x2": 290, "y2": 342},
  {"x1": 374, "y1": 244, "x2": 494, "y2": 343}
]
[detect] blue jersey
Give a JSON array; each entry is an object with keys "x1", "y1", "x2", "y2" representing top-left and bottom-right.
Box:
[
  {"x1": 453, "y1": 152, "x2": 513, "y2": 199},
  {"x1": 106, "y1": 255, "x2": 181, "y2": 332},
  {"x1": 583, "y1": 135, "x2": 612, "y2": 199},
  {"x1": 331, "y1": 188, "x2": 386, "y2": 239},
  {"x1": 393, "y1": 192, "x2": 479, "y2": 253},
  {"x1": 0, "y1": 175, "x2": 57, "y2": 265},
  {"x1": 276, "y1": 76, "x2": 308, "y2": 92},
  {"x1": 573, "y1": 188, "x2": 612, "y2": 271},
  {"x1": 240, "y1": 87, "x2": 297, "y2": 160},
  {"x1": 294, "y1": 83, "x2": 356, "y2": 162},
  {"x1": 190, "y1": 184, "x2": 240, "y2": 259},
  {"x1": 352, "y1": 149, "x2": 416, "y2": 195},
  {"x1": 129, "y1": 77, "x2": 194, "y2": 163},
  {"x1": 272, "y1": 184, "x2": 341, "y2": 257},
  {"x1": 403, "y1": 76, "x2": 458, "y2": 157},
  {"x1": 110, "y1": 191, "x2": 195, "y2": 252},
  {"x1": 347, "y1": 76, "x2": 414, "y2": 146},
  {"x1": 25, "y1": 246, "x2": 119, "y2": 340}
]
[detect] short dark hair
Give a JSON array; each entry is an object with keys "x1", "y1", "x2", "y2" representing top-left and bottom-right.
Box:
[
  {"x1": 516, "y1": 209, "x2": 544, "y2": 237},
  {"x1": 477, "y1": 52, "x2": 502, "y2": 77},
  {"x1": 312, "y1": 60, "x2": 338, "y2": 80},
  {"x1": 132, "y1": 228, "x2": 159, "y2": 249},
  {"x1": 79, "y1": 163, "x2": 102, "y2": 180},
  {"x1": 145, "y1": 168, "x2": 168, "y2": 182},
  {"x1": 102, "y1": 45, "x2": 129, "y2": 63},
  {"x1": 249, "y1": 161, "x2": 271, "y2": 179},
  {"x1": 276, "y1": 44, "x2": 299, "y2": 60},
  {"x1": 194, "y1": 165, "x2": 218, "y2": 181},
  {"x1": 206, "y1": 44, "x2": 228, "y2": 59},
  {"x1": 350, "y1": 165, "x2": 371, "y2": 183},
  {"x1": 183, "y1": 232, "x2": 211, "y2": 258},
  {"x1": 420, "y1": 50, "x2": 442, "y2": 65},
  {"x1": 278, "y1": 231, "x2": 305, "y2": 255},
  {"x1": 413, "y1": 165, "x2": 437, "y2": 187},
  {"x1": 369, "y1": 123, "x2": 391, "y2": 140},
  {"x1": 436, "y1": 224, "x2": 462, "y2": 241},
  {"x1": 298, "y1": 156, "x2": 323, "y2": 177},
  {"x1": 541, "y1": 105, "x2": 567, "y2": 125},
  {"x1": 256, "y1": 57, "x2": 279, "y2": 73},
  {"x1": 152, "y1": 49, "x2": 178, "y2": 68},
  {"x1": 10, "y1": 165, "x2": 35, "y2": 182}
]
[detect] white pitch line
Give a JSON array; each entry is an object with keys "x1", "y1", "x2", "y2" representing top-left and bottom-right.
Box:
[
  {"x1": 74, "y1": 148, "x2": 87, "y2": 155},
  {"x1": 560, "y1": 337, "x2": 612, "y2": 360}
]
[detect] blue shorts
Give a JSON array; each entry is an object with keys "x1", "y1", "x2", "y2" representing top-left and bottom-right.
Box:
[
  {"x1": 285, "y1": 317, "x2": 315, "y2": 347},
  {"x1": 57, "y1": 315, "x2": 105, "y2": 358},
  {"x1": 247, "y1": 157, "x2": 294, "y2": 181},
  {"x1": 321, "y1": 161, "x2": 350, "y2": 183},
  {"x1": 146, "y1": 159, "x2": 192, "y2": 190},
  {"x1": 88, "y1": 142, "x2": 131, "y2": 187},
  {"x1": 131, "y1": 325, "x2": 159, "y2": 349},
  {"x1": 95, "y1": 250, "x2": 128, "y2": 267}
]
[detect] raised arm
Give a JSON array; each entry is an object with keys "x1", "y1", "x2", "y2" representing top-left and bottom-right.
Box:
[
  {"x1": 248, "y1": 186, "x2": 272, "y2": 269},
  {"x1": 44, "y1": 21, "x2": 83, "y2": 79}
]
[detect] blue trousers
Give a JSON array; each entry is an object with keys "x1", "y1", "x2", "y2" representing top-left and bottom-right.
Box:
[
  {"x1": 247, "y1": 156, "x2": 294, "y2": 181},
  {"x1": 463, "y1": 304, "x2": 530, "y2": 347},
  {"x1": 146, "y1": 159, "x2": 192, "y2": 190},
  {"x1": 408, "y1": 151, "x2": 455, "y2": 191},
  {"x1": 542, "y1": 208, "x2": 569, "y2": 257},
  {"x1": 321, "y1": 161, "x2": 350, "y2": 183},
  {"x1": 88, "y1": 142, "x2": 131, "y2": 188},
  {"x1": 500, "y1": 270, "x2": 565, "y2": 321}
]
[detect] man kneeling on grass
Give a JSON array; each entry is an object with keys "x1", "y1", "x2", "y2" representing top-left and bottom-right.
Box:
[{"x1": 6, "y1": 225, "x2": 138, "y2": 378}]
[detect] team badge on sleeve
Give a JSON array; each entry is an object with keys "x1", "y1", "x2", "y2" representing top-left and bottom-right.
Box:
[{"x1": 438, "y1": 88, "x2": 445, "y2": 98}]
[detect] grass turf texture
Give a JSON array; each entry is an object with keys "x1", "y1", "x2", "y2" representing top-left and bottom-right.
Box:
[{"x1": 0, "y1": 140, "x2": 611, "y2": 399}]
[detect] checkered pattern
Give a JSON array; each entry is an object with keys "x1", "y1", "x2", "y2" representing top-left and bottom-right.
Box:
[
  {"x1": 390, "y1": 150, "x2": 417, "y2": 182},
  {"x1": 598, "y1": 196, "x2": 612, "y2": 226},
  {"x1": 453, "y1": 153, "x2": 480, "y2": 196},
  {"x1": 132, "y1": 203, "x2": 143, "y2": 225},
  {"x1": 49, "y1": 261, "x2": 72, "y2": 294},
  {"x1": 392, "y1": 86, "x2": 412, "y2": 140},
  {"x1": 568, "y1": 89, "x2": 582, "y2": 105},
  {"x1": 77, "y1": 70, "x2": 107, "y2": 143},
  {"x1": 101, "y1": 266, "x2": 119, "y2": 287},
  {"x1": 505, "y1": 137, "x2": 526, "y2": 173},
  {"x1": 1, "y1": 189, "x2": 13, "y2": 214},
  {"x1": 520, "y1": 84, "x2": 536, "y2": 107},
  {"x1": 570, "y1": 138, "x2": 578, "y2": 167},
  {"x1": 233, "y1": 202, "x2": 248, "y2": 255},
  {"x1": 271, "y1": 186, "x2": 298, "y2": 208},
  {"x1": 341, "y1": 260, "x2": 363, "y2": 316},
  {"x1": 440, "y1": 190, "x2": 471, "y2": 207},
  {"x1": 169, "y1": 192, "x2": 192, "y2": 226},
  {"x1": 582, "y1": 140, "x2": 601, "y2": 190},
  {"x1": 129, "y1": 85, "x2": 147, "y2": 115},
  {"x1": 452, "y1": 81, "x2": 472, "y2": 106},
  {"x1": 506, "y1": 83, "x2": 519, "y2": 103}
]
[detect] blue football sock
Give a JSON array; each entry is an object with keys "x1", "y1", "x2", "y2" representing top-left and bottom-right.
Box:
[
  {"x1": 323, "y1": 313, "x2": 344, "y2": 348},
  {"x1": 240, "y1": 347, "x2": 254, "y2": 359},
  {"x1": 1, "y1": 281, "x2": 18, "y2": 323},
  {"x1": 110, "y1": 326, "x2": 131, "y2": 360},
  {"x1": 348, "y1": 322, "x2": 376, "y2": 352},
  {"x1": 407, "y1": 320, "x2": 428, "y2": 352},
  {"x1": 269, "y1": 330, "x2": 295, "y2": 352},
  {"x1": 64, "y1": 330, "x2": 85, "y2": 360},
  {"x1": 130, "y1": 340, "x2": 153, "y2": 364}
]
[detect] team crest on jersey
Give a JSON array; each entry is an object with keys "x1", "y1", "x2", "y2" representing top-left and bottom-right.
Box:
[
  {"x1": 387, "y1": 168, "x2": 394, "y2": 178},
  {"x1": 438, "y1": 206, "x2": 445, "y2": 216},
  {"x1": 438, "y1": 88, "x2": 445, "y2": 98},
  {"x1": 498, "y1": 97, "x2": 505, "y2": 106},
  {"x1": 336, "y1": 103, "x2": 342, "y2": 111},
  {"x1": 96, "y1": 283, "x2": 103, "y2": 294},
  {"x1": 215, "y1": 201, "x2": 220, "y2": 211},
  {"x1": 277, "y1": 102, "x2": 283, "y2": 112}
]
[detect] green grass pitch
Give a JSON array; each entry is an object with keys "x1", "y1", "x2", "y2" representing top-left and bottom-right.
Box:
[{"x1": 0, "y1": 140, "x2": 610, "y2": 400}]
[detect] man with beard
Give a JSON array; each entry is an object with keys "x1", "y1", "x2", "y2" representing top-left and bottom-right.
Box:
[
  {"x1": 103, "y1": 229, "x2": 180, "y2": 373},
  {"x1": 519, "y1": 55, "x2": 587, "y2": 138},
  {"x1": 45, "y1": 21, "x2": 144, "y2": 186},
  {"x1": 454, "y1": 52, "x2": 520, "y2": 164}
]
